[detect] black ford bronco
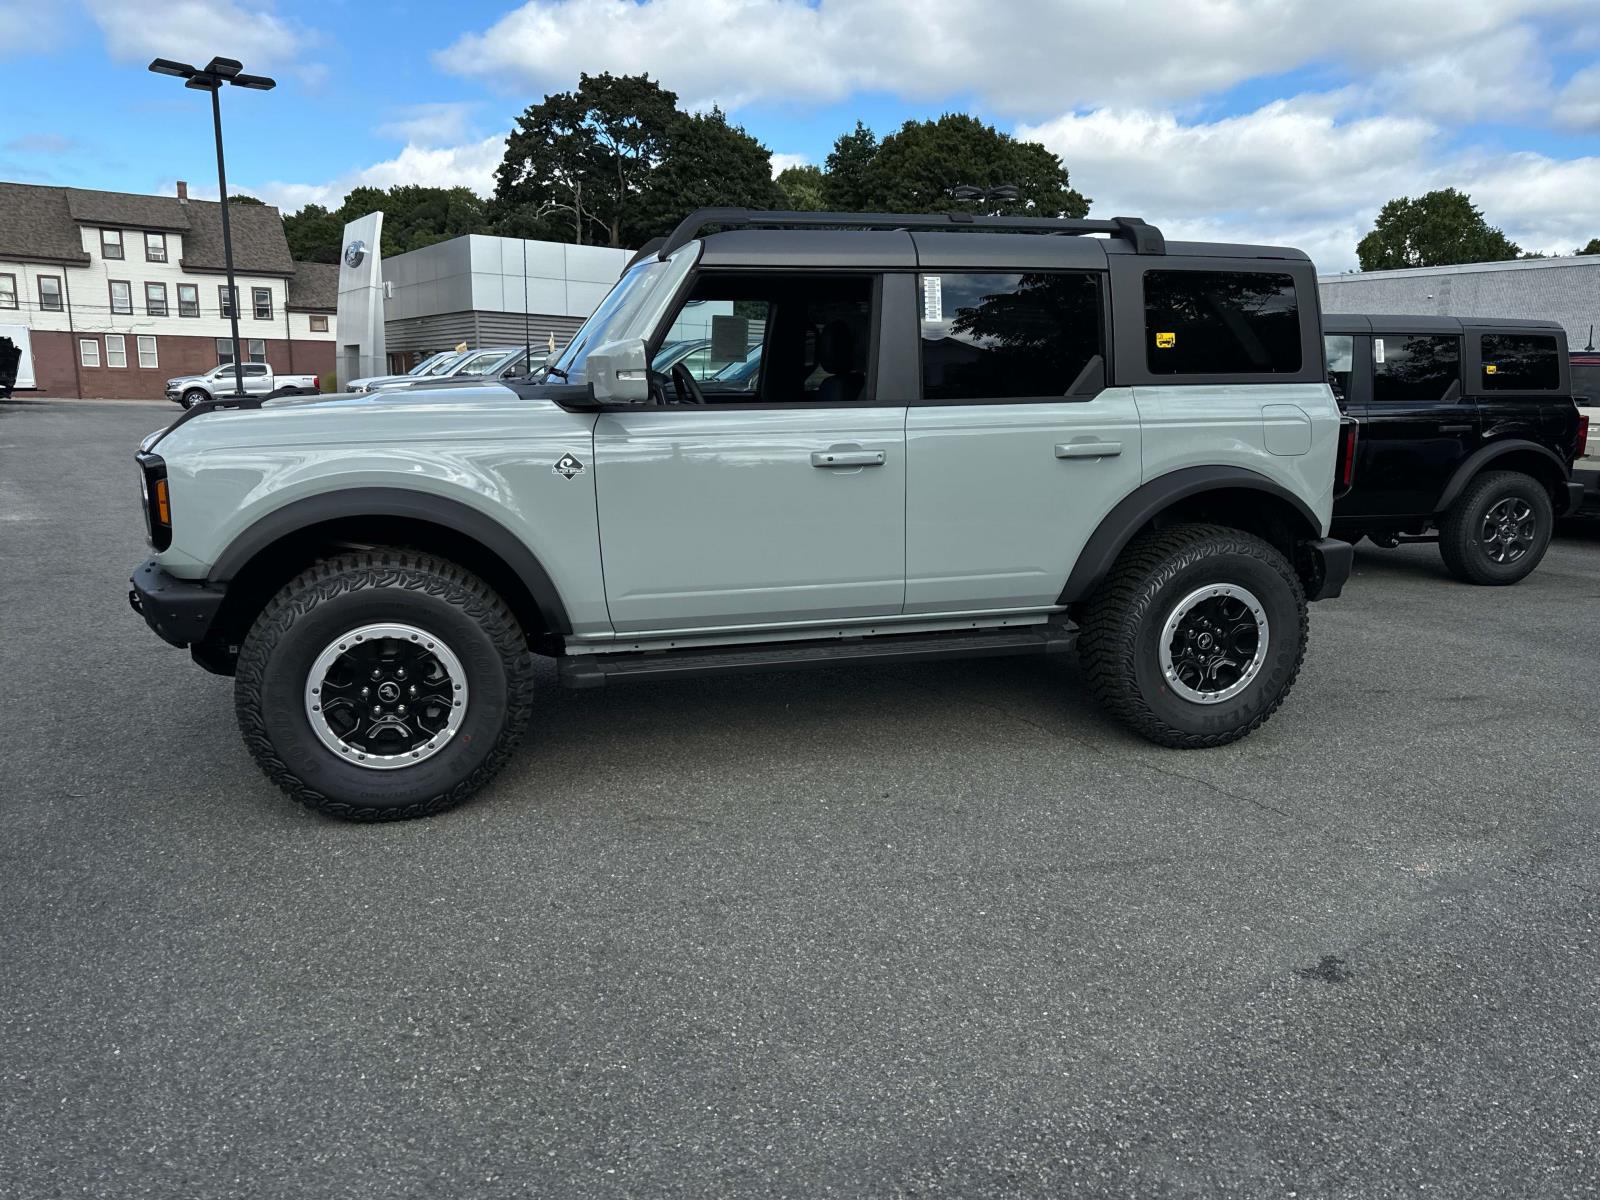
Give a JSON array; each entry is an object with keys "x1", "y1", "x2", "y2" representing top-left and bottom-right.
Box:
[{"x1": 1323, "y1": 315, "x2": 1586, "y2": 584}]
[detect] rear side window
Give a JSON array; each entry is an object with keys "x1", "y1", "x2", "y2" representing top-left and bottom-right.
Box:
[
  {"x1": 920, "y1": 272, "x2": 1102, "y2": 400},
  {"x1": 1481, "y1": 334, "x2": 1559, "y2": 390},
  {"x1": 1372, "y1": 334, "x2": 1459, "y2": 403},
  {"x1": 1144, "y1": 270, "x2": 1301, "y2": 375},
  {"x1": 1572, "y1": 361, "x2": 1600, "y2": 405}
]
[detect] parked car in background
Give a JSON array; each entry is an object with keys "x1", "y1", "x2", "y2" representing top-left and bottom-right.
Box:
[
  {"x1": 650, "y1": 338, "x2": 712, "y2": 377},
  {"x1": 1571, "y1": 349, "x2": 1599, "y2": 512},
  {"x1": 1323, "y1": 315, "x2": 1585, "y2": 583},
  {"x1": 165, "y1": 363, "x2": 321, "y2": 409},
  {"x1": 346, "y1": 349, "x2": 464, "y2": 394},
  {"x1": 360, "y1": 346, "x2": 527, "y2": 394}
]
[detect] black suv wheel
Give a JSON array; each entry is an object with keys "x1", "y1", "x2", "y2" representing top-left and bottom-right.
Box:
[
  {"x1": 1437, "y1": 469, "x2": 1553, "y2": 586},
  {"x1": 235, "y1": 551, "x2": 536, "y2": 821},
  {"x1": 1079, "y1": 524, "x2": 1307, "y2": 748}
]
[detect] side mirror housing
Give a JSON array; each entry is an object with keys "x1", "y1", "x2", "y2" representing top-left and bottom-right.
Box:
[{"x1": 585, "y1": 339, "x2": 651, "y2": 404}]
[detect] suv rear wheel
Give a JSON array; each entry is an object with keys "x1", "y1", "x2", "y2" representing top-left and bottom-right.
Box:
[
  {"x1": 1437, "y1": 469, "x2": 1553, "y2": 586},
  {"x1": 1078, "y1": 524, "x2": 1307, "y2": 748},
  {"x1": 235, "y1": 551, "x2": 535, "y2": 821}
]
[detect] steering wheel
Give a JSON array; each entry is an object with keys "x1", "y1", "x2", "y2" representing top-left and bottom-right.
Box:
[{"x1": 669, "y1": 362, "x2": 707, "y2": 406}]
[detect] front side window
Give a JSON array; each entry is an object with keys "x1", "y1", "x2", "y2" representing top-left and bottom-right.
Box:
[
  {"x1": 177, "y1": 283, "x2": 199, "y2": 317},
  {"x1": 219, "y1": 285, "x2": 237, "y2": 318},
  {"x1": 109, "y1": 280, "x2": 132, "y2": 315},
  {"x1": 215, "y1": 337, "x2": 235, "y2": 366},
  {"x1": 920, "y1": 272, "x2": 1102, "y2": 400},
  {"x1": 252, "y1": 287, "x2": 272, "y2": 320},
  {"x1": 101, "y1": 229, "x2": 123, "y2": 259},
  {"x1": 137, "y1": 335, "x2": 158, "y2": 369},
  {"x1": 144, "y1": 231, "x2": 166, "y2": 262},
  {"x1": 247, "y1": 339, "x2": 266, "y2": 364},
  {"x1": 79, "y1": 337, "x2": 100, "y2": 367},
  {"x1": 0, "y1": 273, "x2": 15, "y2": 309},
  {"x1": 1372, "y1": 334, "x2": 1460, "y2": 403},
  {"x1": 1323, "y1": 334, "x2": 1354, "y2": 404},
  {"x1": 145, "y1": 281, "x2": 168, "y2": 316},
  {"x1": 38, "y1": 276, "x2": 62, "y2": 312},
  {"x1": 1481, "y1": 333, "x2": 1559, "y2": 390},
  {"x1": 1144, "y1": 270, "x2": 1301, "y2": 375},
  {"x1": 105, "y1": 334, "x2": 127, "y2": 368}
]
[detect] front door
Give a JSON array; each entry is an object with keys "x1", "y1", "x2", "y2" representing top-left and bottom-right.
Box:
[{"x1": 594, "y1": 270, "x2": 906, "y2": 634}]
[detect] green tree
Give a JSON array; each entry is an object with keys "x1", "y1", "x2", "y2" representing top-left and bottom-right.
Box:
[
  {"x1": 282, "y1": 202, "x2": 344, "y2": 263},
  {"x1": 1577, "y1": 238, "x2": 1600, "y2": 255},
  {"x1": 858, "y1": 113, "x2": 1088, "y2": 217},
  {"x1": 775, "y1": 163, "x2": 826, "y2": 211},
  {"x1": 630, "y1": 107, "x2": 784, "y2": 242},
  {"x1": 282, "y1": 186, "x2": 494, "y2": 262},
  {"x1": 496, "y1": 72, "x2": 678, "y2": 246},
  {"x1": 821, "y1": 121, "x2": 879, "y2": 211},
  {"x1": 228, "y1": 194, "x2": 265, "y2": 205},
  {"x1": 1356, "y1": 189, "x2": 1521, "y2": 270}
]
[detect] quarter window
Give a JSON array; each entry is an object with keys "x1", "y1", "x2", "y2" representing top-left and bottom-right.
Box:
[
  {"x1": 144, "y1": 232, "x2": 167, "y2": 262},
  {"x1": 79, "y1": 337, "x2": 100, "y2": 367},
  {"x1": 252, "y1": 287, "x2": 273, "y2": 320},
  {"x1": 920, "y1": 272, "x2": 1102, "y2": 400},
  {"x1": 1144, "y1": 270, "x2": 1301, "y2": 375},
  {"x1": 137, "y1": 335, "x2": 158, "y2": 369},
  {"x1": 0, "y1": 273, "x2": 15, "y2": 309},
  {"x1": 145, "y1": 282, "x2": 168, "y2": 317},
  {"x1": 101, "y1": 229, "x2": 123, "y2": 260},
  {"x1": 105, "y1": 334, "x2": 127, "y2": 368},
  {"x1": 177, "y1": 283, "x2": 199, "y2": 318},
  {"x1": 109, "y1": 280, "x2": 133, "y2": 315},
  {"x1": 38, "y1": 276, "x2": 62, "y2": 312},
  {"x1": 1481, "y1": 333, "x2": 1559, "y2": 391},
  {"x1": 1371, "y1": 334, "x2": 1460, "y2": 403}
]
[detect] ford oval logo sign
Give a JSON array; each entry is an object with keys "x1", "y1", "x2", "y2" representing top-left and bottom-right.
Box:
[{"x1": 343, "y1": 240, "x2": 366, "y2": 268}]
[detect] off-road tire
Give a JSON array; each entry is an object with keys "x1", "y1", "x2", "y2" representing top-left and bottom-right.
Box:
[
  {"x1": 235, "y1": 551, "x2": 535, "y2": 821},
  {"x1": 1078, "y1": 523, "x2": 1307, "y2": 748},
  {"x1": 182, "y1": 388, "x2": 207, "y2": 409},
  {"x1": 1437, "y1": 469, "x2": 1553, "y2": 586}
]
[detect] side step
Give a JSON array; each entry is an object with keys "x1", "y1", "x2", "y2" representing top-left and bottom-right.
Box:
[{"x1": 557, "y1": 623, "x2": 1078, "y2": 689}]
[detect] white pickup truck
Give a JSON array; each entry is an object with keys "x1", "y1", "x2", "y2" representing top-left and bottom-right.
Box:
[
  {"x1": 165, "y1": 363, "x2": 321, "y2": 409},
  {"x1": 1574, "y1": 352, "x2": 1599, "y2": 513}
]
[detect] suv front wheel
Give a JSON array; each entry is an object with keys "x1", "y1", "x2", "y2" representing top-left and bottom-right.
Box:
[
  {"x1": 235, "y1": 551, "x2": 536, "y2": 820},
  {"x1": 1437, "y1": 469, "x2": 1553, "y2": 586},
  {"x1": 1079, "y1": 524, "x2": 1308, "y2": 748}
]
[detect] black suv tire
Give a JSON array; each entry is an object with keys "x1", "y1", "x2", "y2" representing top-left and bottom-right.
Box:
[
  {"x1": 1437, "y1": 470, "x2": 1553, "y2": 586},
  {"x1": 1079, "y1": 524, "x2": 1307, "y2": 748},
  {"x1": 235, "y1": 551, "x2": 536, "y2": 821}
]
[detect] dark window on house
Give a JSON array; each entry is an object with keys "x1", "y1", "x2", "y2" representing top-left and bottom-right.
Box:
[
  {"x1": 144, "y1": 231, "x2": 167, "y2": 262},
  {"x1": 1481, "y1": 333, "x2": 1560, "y2": 390},
  {"x1": 919, "y1": 272, "x2": 1102, "y2": 401},
  {"x1": 101, "y1": 229, "x2": 123, "y2": 260},
  {"x1": 252, "y1": 287, "x2": 272, "y2": 320},
  {"x1": 38, "y1": 276, "x2": 62, "y2": 312},
  {"x1": 177, "y1": 283, "x2": 199, "y2": 317},
  {"x1": 218, "y1": 285, "x2": 237, "y2": 318},
  {"x1": 1144, "y1": 270, "x2": 1302, "y2": 375},
  {"x1": 1372, "y1": 334, "x2": 1460, "y2": 403},
  {"x1": 145, "y1": 282, "x2": 168, "y2": 317},
  {"x1": 0, "y1": 273, "x2": 15, "y2": 309},
  {"x1": 1323, "y1": 334, "x2": 1353, "y2": 404},
  {"x1": 247, "y1": 338, "x2": 266, "y2": 363},
  {"x1": 216, "y1": 337, "x2": 234, "y2": 365},
  {"x1": 309, "y1": 313, "x2": 328, "y2": 332},
  {"x1": 109, "y1": 280, "x2": 133, "y2": 315}
]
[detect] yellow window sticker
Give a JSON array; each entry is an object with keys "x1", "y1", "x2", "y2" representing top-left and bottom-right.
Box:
[
  {"x1": 1485, "y1": 363, "x2": 1498, "y2": 374},
  {"x1": 1155, "y1": 331, "x2": 1176, "y2": 349}
]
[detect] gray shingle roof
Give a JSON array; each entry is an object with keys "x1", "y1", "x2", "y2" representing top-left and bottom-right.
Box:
[
  {"x1": 179, "y1": 198, "x2": 295, "y2": 276},
  {"x1": 0, "y1": 183, "x2": 91, "y2": 264},
  {"x1": 65, "y1": 189, "x2": 191, "y2": 231},
  {"x1": 287, "y1": 260, "x2": 339, "y2": 311}
]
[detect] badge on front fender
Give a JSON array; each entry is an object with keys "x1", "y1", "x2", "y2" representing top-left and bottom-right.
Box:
[{"x1": 553, "y1": 453, "x2": 585, "y2": 480}]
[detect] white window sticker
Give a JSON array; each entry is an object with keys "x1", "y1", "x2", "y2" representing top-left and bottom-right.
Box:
[
  {"x1": 1373, "y1": 337, "x2": 1385, "y2": 364},
  {"x1": 922, "y1": 275, "x2": 943, "y2": 323}
]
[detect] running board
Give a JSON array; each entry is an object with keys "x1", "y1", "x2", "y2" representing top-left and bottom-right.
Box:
[{"x1": 556, "y1": 623, "x2": 1078, "y2": 689}]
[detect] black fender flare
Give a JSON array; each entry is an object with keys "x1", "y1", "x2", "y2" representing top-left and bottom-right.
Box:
[
  {"x1": 1058, "y1": 466, "x2": 1322, "y2": 603},
  {"x1": 1432, "y1": 439, "x2": 1569, "y2": 514},
  {"x1": 209, "y1": 487, "x2": 572, "y2": 635}
]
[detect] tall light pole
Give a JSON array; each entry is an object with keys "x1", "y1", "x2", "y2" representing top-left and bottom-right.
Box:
[{"x1": 148, "y1": 56, "x2": 276, "y2": 399}]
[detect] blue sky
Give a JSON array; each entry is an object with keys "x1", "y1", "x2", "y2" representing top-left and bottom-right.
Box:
[{"x1": 2, "y1": 0, "x2": 1598, "y2": 270}]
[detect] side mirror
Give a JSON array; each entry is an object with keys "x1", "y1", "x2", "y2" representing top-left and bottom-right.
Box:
[{"x1": 585, "y1": 338, "x2": 651, "y2": 404}]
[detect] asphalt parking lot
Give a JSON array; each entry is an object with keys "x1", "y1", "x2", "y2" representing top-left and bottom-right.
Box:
[{"x1": 3, "y1": 397, "x2": 1598, "y2": 1199}]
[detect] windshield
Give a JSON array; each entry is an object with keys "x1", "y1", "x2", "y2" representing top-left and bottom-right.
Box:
[
  {"x1": 450, "y1": 349, "x2": 512, "y2": 376},
  {"x1": 552, "y1": 245, "x2": 698, "y2": 384},
  {"x1": 409, "y1": 351, "x2": 453, "y2": 376}
]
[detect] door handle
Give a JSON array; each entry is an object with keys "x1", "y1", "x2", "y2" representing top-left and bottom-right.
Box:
[
  {"x1": 1438, "y1": 423, "x2": 1472, "y2": 433},
  {"x1": 811, "y1": 450, "x2": 885, "y2": 468},
  {"x1": 1055, "y1": 441, "x2": 1122, "y2": 459}
]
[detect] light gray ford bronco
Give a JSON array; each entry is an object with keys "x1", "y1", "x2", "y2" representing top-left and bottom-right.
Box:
[{"x1": 129, "y1": 208, "x2": 1356, "y2": 821}]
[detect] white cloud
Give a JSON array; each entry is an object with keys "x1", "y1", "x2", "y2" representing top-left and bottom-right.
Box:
[
  {"x1": 769, "y1": 152, "x2": 809, "y2": 177},
  {"x1": 1555, "y1": 64, "x2": 1600, "y2": 132},
  {"x1": 0, "y1": 0, "x2": 65, "y2": 58},
  {"x1": 435, "y1": 0, "x2": 1599, "y2": 117},
  {"x1": 85, "y1": 0, "x2": 306, "y2": 70},
  {"x1": 377, "y1": 103, "x2": 478, "y2": 147},
  {"x1": 250, "y1": 136, "x2": 506, "y2": 211}
]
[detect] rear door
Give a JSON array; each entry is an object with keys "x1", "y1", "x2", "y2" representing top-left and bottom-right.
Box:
[{"x1": 1472, "y1": 328, "x2": 1571, "y2": 453}]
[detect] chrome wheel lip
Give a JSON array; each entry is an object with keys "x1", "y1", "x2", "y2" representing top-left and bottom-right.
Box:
[
  {"x1": 1158, "y1": 583, "x2": 1271, "y2": 705},
  {"x1": 304, "y1": 622, "x2": 469, "y2": 771},
  {"x1": 1479, "y1": 497, "x2": 1536, "y2": 564}
]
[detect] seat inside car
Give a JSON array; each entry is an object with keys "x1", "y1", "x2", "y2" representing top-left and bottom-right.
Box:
[{"x1": 815, "y1": 320, "x2": 866, "y2": 403}]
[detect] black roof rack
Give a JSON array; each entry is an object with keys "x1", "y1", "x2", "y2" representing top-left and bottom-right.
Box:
[{"x1": 656, "y1": 207, "x2": 1166, "y2": 259}]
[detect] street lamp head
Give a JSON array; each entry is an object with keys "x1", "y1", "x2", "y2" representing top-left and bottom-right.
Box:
[
  {"x1": 231, "y1": 73, "x2": 277, "y2": 91},
  {"x1": 184, "y1": 73, "x2": 222, "y2": 91},
  {"x1": 205, "y1": 56, "x2": 243, "y2": 78},
  {"x1": 949, "y1": 185, "x2": 984, "y2": 202},
  {"x1": 148, "y1": 58, "x2": 196, "y2": 78}
]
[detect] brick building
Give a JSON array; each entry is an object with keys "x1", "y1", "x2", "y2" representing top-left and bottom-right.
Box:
[{"x1": 0, "y1": 181, "x2": 336, "y2": 399}]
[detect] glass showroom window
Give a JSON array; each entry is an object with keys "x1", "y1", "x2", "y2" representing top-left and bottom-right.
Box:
[{"x1": 105, "y1": 334, "x2": 127, "y2": 368}]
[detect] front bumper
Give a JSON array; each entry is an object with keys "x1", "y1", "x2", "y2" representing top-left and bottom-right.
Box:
[
  {"x1": 1301, "y1": 537, "x2": 1354, "y2": 602},
  {"x1": 128, "y1": 559, "x2": 224, "y2": 648}
]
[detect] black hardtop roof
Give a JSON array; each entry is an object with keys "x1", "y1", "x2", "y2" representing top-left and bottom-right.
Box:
[{"x1": 1323, "y1": 313, "x2": 1567, "y2": 336}]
